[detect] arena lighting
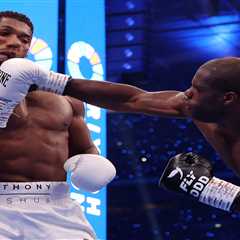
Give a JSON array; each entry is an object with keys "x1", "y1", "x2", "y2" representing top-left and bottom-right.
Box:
[
  {"x1": 126, "y1": 1, "x2": 135, "y2": 10},
  {"x1": 140, "y1": 156, "x2": 148, "y2": 162},
  {"x1": 107, "y1": 0, "x2": 145, "y2": 13},
  {"x1": 125, "y1": 32, "x2": 135, "y2": 41},
  {"x1": 126, "y1": 17, "x2": 135, "y2": 26},
  {"x1": 214, "y1": 223, "x2": 222, "y2": 228},
  {"x1": 106, "y1": 0, "x2": 145, "y2": 76},
  {"x1": 124, "y1": 49, "x2": 134, "y2": 58},
  {"x1": 189, "y1": 15, "x2": 239, "y2": 55},
  {"x1": 123, "y1": 63, "x2": 132, "y2": 70}
]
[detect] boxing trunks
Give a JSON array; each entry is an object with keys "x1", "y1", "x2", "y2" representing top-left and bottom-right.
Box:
[{"x1": 0, "y1": 182, "x2": 96, "y2": 240}]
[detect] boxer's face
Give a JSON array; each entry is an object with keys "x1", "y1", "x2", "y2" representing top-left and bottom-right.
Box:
[
  {"x1": 184, "y1": 69, "x2": 225, "y2": 122},
  {"x1": 0, "y1": 17, "x2": 32, "y2": 65}
]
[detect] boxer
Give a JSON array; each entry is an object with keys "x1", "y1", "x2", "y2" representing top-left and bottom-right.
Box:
[
  {"x1": 0, "y1": 10, "x2": 115, "y2": 239},
  {"x1": 61, "y1": 57, "x2": 240, "y2": 212},
  {"x1": 1, "y1": 11, "x2": 240, "y2": 213},
  {"x1": 62, "y1": 57, "x2": 240, "y2": 212}
]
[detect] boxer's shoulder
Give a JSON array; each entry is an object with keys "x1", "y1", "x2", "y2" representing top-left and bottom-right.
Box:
[
  {"x1": 63, "y1": 95, "x2": 84, "y2": 117},
  {"x1": 193, "y1": 120, "x2": 218, "y2": 134},
  {"x1": 26, "y1": 90, "x2": 73, "y2": 113},
  {"x1": 194, "y1": 119, "x2": 240, "y2": 170},
  {"x1": 194, "y1": 119, "x2": 239, "y2": 146},
  {"x1": 195, "y1": 120, "x2": 225, "y2": 150}
]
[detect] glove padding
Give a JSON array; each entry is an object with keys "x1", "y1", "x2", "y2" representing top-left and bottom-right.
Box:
[
  {"x1": 0, "y1": 58, "x2": 69, "y2": 128},
  {"x1": 159, "y1": 152, "x2": 240, "y2": 212},
  {"x1": 159, "y1": 152, "x2": 212, "y2": 197},
  {"x1": 64, "y1": 154, "x2": 116, "y2": 192}
]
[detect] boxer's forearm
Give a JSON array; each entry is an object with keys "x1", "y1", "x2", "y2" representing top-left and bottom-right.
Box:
[
  {"x1": 64, "y1": 79, "x2": 145, "y2": 112},
  {"x1": 64, "y1": 79, "x2": 185, "y2": 117}
]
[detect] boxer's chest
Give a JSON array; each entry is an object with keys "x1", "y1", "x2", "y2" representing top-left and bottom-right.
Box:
[
  {"x1": 205, "y1": 127, "x2": 240, "y2": 165},
  {"x1": 6, "y1": 91, "x2": 73, "y2": 130},
  {"x1": 226, "y1": 136, "x2": 240, "y2": 166}
]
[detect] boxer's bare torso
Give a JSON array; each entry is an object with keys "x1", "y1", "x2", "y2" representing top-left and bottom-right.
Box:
[
  {"x1": 193, "y1": 121, "x2": 240, "y2": 174},
  {"x1": 177, "y1": 92, "x2": 240, "y2": 175},
  {"x1": 0, "y1": 91, "x2": 91, "y2": 182}
]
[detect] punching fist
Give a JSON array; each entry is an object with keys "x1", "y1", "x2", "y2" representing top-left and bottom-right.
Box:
[
  {"x1": 159, "y1": 152, "x2": 212, "y2": 197},
  {"x1": 159, "y1": 152, "x2": 240, "y2": 212}
]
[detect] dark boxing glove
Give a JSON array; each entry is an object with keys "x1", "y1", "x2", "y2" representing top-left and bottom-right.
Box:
[{"x1": 159, "y1": 152, "x2": 240, "y2": 212}]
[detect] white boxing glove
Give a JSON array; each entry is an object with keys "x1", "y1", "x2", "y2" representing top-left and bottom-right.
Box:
[
  {"x1": 64, "y1": 154, "x2": 116, "y2": 192},
  {"x1": 0, "y1": 58, "x2": 69, "y2": 128}
]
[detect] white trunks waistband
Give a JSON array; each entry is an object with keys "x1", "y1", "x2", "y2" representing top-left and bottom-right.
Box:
[
  {"x1": 0, "y1": 182, "x2": 70, "y2": 205},
  {"x1": 0, "y1": 181, "x2": 69, "y2": 196}
]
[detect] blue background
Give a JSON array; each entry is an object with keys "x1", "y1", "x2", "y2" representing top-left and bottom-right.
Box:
[{"x1": 65, "y1": 1, "x2": 107, "y2": 239}]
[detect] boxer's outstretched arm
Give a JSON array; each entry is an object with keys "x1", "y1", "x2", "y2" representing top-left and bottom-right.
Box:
[
  {"x1": 64, "y1": 79, "x2": 187, "y2": 118},
  {"x1": 0, "y1": 58, "x2": 187, "y2": 129}
]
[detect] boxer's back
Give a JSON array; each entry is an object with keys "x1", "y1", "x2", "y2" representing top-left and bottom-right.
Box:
[{"x1": 0, "y1": 91, "x2": 77, "y2": 182}]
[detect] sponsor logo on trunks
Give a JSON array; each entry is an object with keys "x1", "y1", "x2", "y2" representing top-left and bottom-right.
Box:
[
  {"x1": 0, "y1": 69, "x2": 11, "y2": 87},
  {"x1": 6, "y1": 197, "x2": 51, "y2": 204}
]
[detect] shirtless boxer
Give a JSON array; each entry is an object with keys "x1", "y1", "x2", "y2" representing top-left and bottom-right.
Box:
[
  {"x1": 0, "y1": 11, "x2": 116, "y2": 240},
  {"x1": 64, "y1": 56, "x2": 240, "y2": 213},
  {"x1": 1, "y1": 12, "x2": 240, "y2": 215}
]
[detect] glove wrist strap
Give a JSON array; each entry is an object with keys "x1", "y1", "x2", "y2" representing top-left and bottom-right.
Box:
[
  {"x1": 39, "y1": 71, "x2": 70, "y2": 95},
  {"x1": 0, "y1": 98, "x2": 19, "y2": 128},
  {"x1": 199, "y1": 177, "x2": 240, "y2": 211}
]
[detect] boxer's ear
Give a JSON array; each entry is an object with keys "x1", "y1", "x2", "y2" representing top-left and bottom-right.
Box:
[{"x1": 223, "y1": 91, "x2": 238, "y2": 106}]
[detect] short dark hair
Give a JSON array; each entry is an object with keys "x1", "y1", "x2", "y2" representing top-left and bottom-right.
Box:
[
  {"x1": 199, "y1": 57, "x2": 240, "y2": 93},
  {"x1": 0, "y1": 11, "x2": 33, "y2": 34}
]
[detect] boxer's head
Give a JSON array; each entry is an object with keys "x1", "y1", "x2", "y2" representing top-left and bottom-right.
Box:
[
  {"x1": 0, "y1": 11, "x2": 33, "y2": 65},
  {"x1": 184, "y1": 57, "x2": 240, "y2": 122}
]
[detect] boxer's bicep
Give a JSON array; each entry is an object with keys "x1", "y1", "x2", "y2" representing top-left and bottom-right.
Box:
[
  {"x1": 128, "y1": 90, "x2": 187, "y2": 117},
  {"x1": 68, "y1": 116, "x2": 99, "y2": 156},
  {"x1": 66, "y1": 97, "x2": 98, "y2": 156}
]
